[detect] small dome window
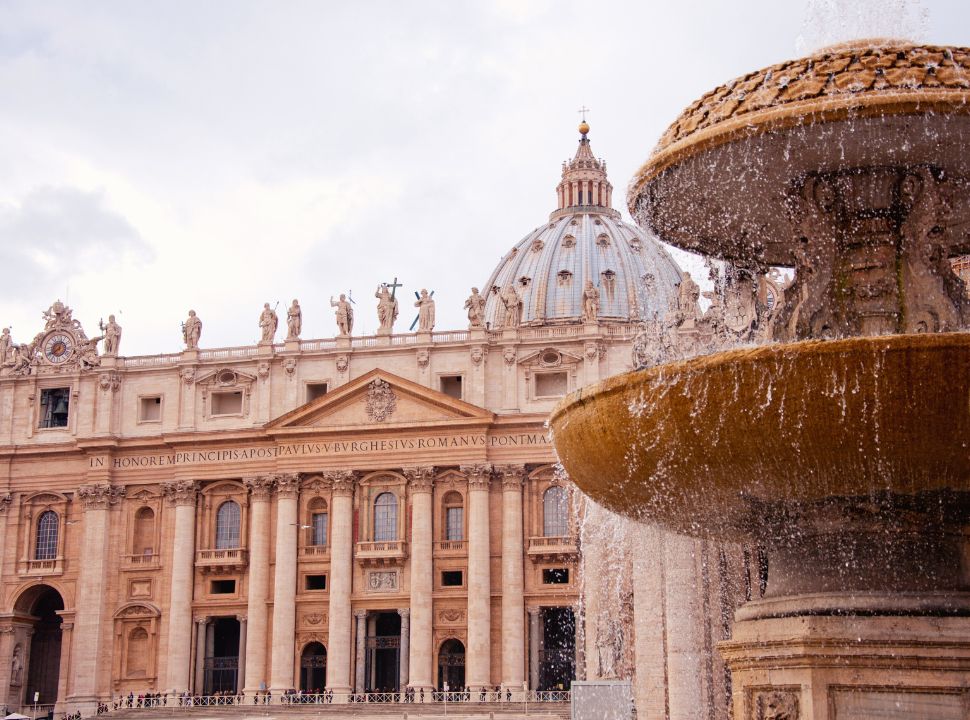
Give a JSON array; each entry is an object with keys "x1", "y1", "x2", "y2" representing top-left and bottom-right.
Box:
[
  {"x1": 596, "y1": 234, "x2": 610, "y2": 247},
  {"x1": 601, "y1": 269, "x2": 617, "y2": 296},
  {"x1": 531, "y1": 238, "x2": 545, "y2": 253},
  {"x1": 518, "y1": 276, "x2": 532, "y2": 287},
  {"x1": 561, "y1": 235, "x2": 576, "y2": 249},
  {"x1": 557, "y1": 270, "x2": 573, "y2": 286}
]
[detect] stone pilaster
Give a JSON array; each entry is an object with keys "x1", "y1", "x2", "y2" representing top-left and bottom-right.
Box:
[
  {"x1": 69, "y1": 483, "x2": 124, "y2": 711},
  {"x1": 403, "y1": 466, "x2": 434, "y2": 692},
  {"x1": 54, "y1": 616, "x2": 73, "y2": 714},
  {"x1": 398, "y1": 609, "x2": 410, "y2": 693},
  {"x1": 237, "y1": 615, "x2": 248, "y2": 694},
  {"x1": 161, "y1": 480, "x2": 199, "y2": 694},
  {"x1": 242, "y1": 475, "x2": 276, "y2": 693},
  {"x1": 354, "y1": 610, "x2": 367, "y2": 693},
  {"x1": 193, "y1": 617, "x2": 207, "y2": 695},
  {"x1": 496, "y1": 465, "x2": 525, "y2": 691},
  {"x1": 325, "y1": 471, "x2": 357, "y2": 695},
  {"x1": 0, "y1": 495, "x2": 12, "y2": 605},
  {"x1": 270, "y1": 473, "x2": 300, "y2": 692},
  {"x1": 527, "y1": 606, "x2": 541, "y2": 690},
  {"x1": 462, "y1": 463, "x2": 492, "y2": 691}
]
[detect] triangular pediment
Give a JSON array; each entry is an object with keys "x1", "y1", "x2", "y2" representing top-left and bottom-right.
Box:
[{"x1": 266, "y1": 369, "x2": 493, "y2": 432}]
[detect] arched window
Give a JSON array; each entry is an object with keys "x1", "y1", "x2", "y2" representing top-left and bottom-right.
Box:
[
  {"x1": 442, "y1": 491, "x2": 464, "y2": 541},
  {"x1": 373, "y1": 492, "x2": 398, "y2": 542},
  {"x1": 35, "y1": 511, "x2": 59, "y2": 560},
  {"x1": 132, "y1": 507, "x2": 155, "y2": 556},
  {"x1": 543, "y1": 486, "x2": 568, "y2": 537},
  {"x1": 126, "y1": 627, "x2": 149, "y2": 677},
  {"x1": 215, "y1": 501, "x2": 241, "y2": 549},
  {"x1": 308, "y1": 498, "x2": 328, "y2": 547}
]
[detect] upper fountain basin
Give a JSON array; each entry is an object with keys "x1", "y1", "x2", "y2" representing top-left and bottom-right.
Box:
[
  {"x1": 627, "y1": 42, "x2": 970, "y2": 266},
  {"x1": 549, "y1": 333, "x2": 970, "y2": 538}
]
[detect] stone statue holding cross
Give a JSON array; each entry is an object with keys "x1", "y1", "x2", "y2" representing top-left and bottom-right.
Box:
[{"x1": 375, "y1": 284, "x2": 399, "y2": 335}]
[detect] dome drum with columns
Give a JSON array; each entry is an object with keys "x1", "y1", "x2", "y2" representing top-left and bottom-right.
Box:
[{"x1": 482, "y1": 123, "x2": 682, "y2": 328}]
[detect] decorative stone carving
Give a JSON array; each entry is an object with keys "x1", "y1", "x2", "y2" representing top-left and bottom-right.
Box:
[
  {"x1": 584, "y1": 342, "x2": 603, "y2": 361},
  {"x1": 438, "y1": 608, "x2": 465, "y2": 623},
  {"x1": 182, "y1": 310, "x2": 202, "y2": 349},
  {"x1": 282, "y1": 357, "x2": 297, "y2": 377},
  {"x1": 98, "y1": 371, "x2": 122, "y2": 392},
  {"x1": 416, "y1": 349, "x2": 430, "y2": 368},
  {"x1": 258, "y1": 303, "x2": 278, "y2": 344},
  {"x1": 367, "y1": 570, "x2": 398, "y2": 591},
  {"x1": 330, "y1": 294, "x2": 354, "y2": 336},
  {"x1": 374, "y1": 285, "x2": 399, "y2": 335},
  {"x1": 335, "y1": 355, "x2": 348, "y2": 373},
  {"x1": 11, "y1": 644, "x2": 23, "y2": 687},
  {"x1": 276, "y1": 473, "x2": 300, "y2": 498},
  {"x1": 243, "y1": 476, "x2": 276, "y2": 501},
  {"x1": 180, "y1": 367, "x2": 196, "y2": 384},
  {"x1": 100, "y1": 315, "x2": 122, "y2": 356},
  {"x1": 582, "y1": 280, "x2": 600, "y2": 322},
  {"x1": 286, "y1": 299, "x2": 302, "y2": 340},
  {"x1": 77, "y1": 483, "x2": 126, "y2": 509},
  {"x1": 257, "y1": 361, "x2": 270, "y2": 379},
  {"x1": 0, "y1": 494, "x2": 12, "y2": 514},
  {"x1": 365, "y1": 378, "x2": 397, "y2": 422},
  {"x1": 415, "y1": 289, "x2": 435, "y2": 332},
  {"x1": 470, "y1": 345, "x2": 486, "y2": 365},
  {"x1": 402, "y1": 466, "x2": 435, "y2": 492},
  {"x1": 500, "y1": 284, "x2": 522, "y2": 328},
  {"x1": 0, "y1": 327, "x2": 11, "y2": 368},
  {"x1": 323, "y1": 470, "x2": 357, "y2": 497},
  {"x1": 503, "y1": 347, "x2": 516, "y2": 365},
  {"x1": 494, "y1": 464, "x2": 525, "y2": 490},
  {"x1": 465, "y1": 288, "x2": 487, "y2": 329},
  {"x1": 676, "y1": 272, "x2": 702, "y2": 327},
  {"x1": 1, "y1": 300, "x2": 114, "y2": 375},
  {"x1": 461, "y1": 464, "x2": 492, "y2": 490},
  {"x1": 161, "y1": 480, "x2": 199, "y2": 506},
  {"x1": 302, "y1": 612, "x2": 326, "y2": 626},
  {"x1": 752, "y1": 689, "x2": 799, "y2": 720}
]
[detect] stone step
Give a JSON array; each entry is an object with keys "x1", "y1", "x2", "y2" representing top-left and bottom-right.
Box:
[{"x1": 105, "y1": 705, "x2": 570, "y2": 720}]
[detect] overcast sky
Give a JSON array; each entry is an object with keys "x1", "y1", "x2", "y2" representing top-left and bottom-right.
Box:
[{"x1": 1, "y1": 0, "x2": 967, "y2": 355}]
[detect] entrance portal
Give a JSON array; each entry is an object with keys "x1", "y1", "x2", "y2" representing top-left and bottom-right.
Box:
[
  {"x1": 539, "y1": 607, "x2": 575, "y2": 691},
  {"x1": 204, "y1": 617, "x2": 240, "y2": 695},
  {"x1": 300, "y1": 642, "x2": 326, "y2": 693},
  {"x1": 20, "y1": 586, "x2": 64, "y2": 707},
  {"x1": 365, "y1": 612, "x2": 400, "y2": 693},
  {"x1": 437, "y1": 639, "x2": 465, "y2": 691}
]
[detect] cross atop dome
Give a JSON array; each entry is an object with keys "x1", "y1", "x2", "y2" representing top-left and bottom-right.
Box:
[{"x1": 553, "y1": 116, "x2": 613, "y2": 217}]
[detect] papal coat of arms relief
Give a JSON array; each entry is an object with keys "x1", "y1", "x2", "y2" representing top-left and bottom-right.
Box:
[{"x1": 365, "y1": 378, "x2": 397, "y2": 422}]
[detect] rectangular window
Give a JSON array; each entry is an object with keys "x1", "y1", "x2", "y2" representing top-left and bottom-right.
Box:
[
  {"x1": 535, "y1": 371, "x2": 568, "y2": 398},
  {"x1": 210, "y1": 391, "x2": 243, "y2": 416},
  {"x1": 210, "y1": 579, "x2": 236, "y2": 594},
  {"x1": 312, "y1": 512, "x2": 328, "y2": 546},
  {"x1": 139, "y1": 396, "x2": 162, "y2": 423},
  {"x1": 445, "y1": 507, "x2": 464, "y2": 541},
  {"x1": 439, "y1": 375, "x2": 463, "y2": 400},
  {"x1": 39, "y1": 387, "x2": 70, "y2": 429},
  {"x1": 542, "y1": 568, "x2": 570, "y2": 585},
  {"x1": 306, "y1": 382, "x2": 329, "y2": 403},
  {"x1": 305, "y1": 574, "x2": 327, "y2": 591},
  {"x1": 441, "y1": 570, "x2": 463, "y2": 587}
]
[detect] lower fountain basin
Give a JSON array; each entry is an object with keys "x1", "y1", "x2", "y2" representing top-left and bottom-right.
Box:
[{"x1": 550, "y1": 333, "x2": 970, "y2": 539}]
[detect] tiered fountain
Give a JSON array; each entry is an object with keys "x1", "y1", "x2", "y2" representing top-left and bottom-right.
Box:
[{"x1": 552, "y1": 41, "x2": 970, "y2": 719}]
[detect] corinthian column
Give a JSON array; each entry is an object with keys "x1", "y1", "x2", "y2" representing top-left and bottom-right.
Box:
[
  {"x1": 162, "y1": 480, "x2": 199, "y2": 694},
  {"x1": 398, "y1": 609, "x2": 410, "y2": 693},
  {"x1": 270, "y1": 473, "x2": 300, "y2": 692},
  {"x1": 69, "y1": 484, "x2": 124, "y2": 711},
  {"x1": 242, "y1": 476, "x2": 275, "y2": 694},
  {"x1": 325, "y1": 471, "x2": 357, "y2": 696},
  {"x1": 462, "y1": 463, "x2": 492, "y2": 691},
  {"x1": 496, "y1": 465, "x2": 525, "y2": 692},
  {"x1": 402, "y1": 466, "x2": 434, "y2": 694}
]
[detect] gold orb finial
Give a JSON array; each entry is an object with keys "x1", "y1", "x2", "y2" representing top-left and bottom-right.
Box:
[{"x1": 579, "y1": 120, "x2": 590, "y2": 136}]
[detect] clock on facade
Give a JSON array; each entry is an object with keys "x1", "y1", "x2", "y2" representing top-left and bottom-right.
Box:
[{"x1": 43, "y1": 333, "x2": 75, "y2": 364}]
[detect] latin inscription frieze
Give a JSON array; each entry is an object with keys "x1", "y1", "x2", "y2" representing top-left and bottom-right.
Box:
[{"x1": 91, "y1": 432, "x2": 551, "y2": 470}]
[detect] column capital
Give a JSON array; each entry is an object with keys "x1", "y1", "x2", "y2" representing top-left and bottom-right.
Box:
[
  {"x1": 494, "y1": 464, "x2": 526, "y2": 489},
  {"x1": 324, "y1": 470, "x2": 358, "y2": 497},
  {"x1": 276, "y1": 473, "x2": 301, "y2": 498},
  {"x1": 398, "y1": 608, "x2": 410, "y2": 620},
  {"x1": 0, "y1": 493, "x2": 12, "y2": 514},
  {"x1": 237, "y1": 614, "x2": 247, "y2": 623},
  {"x1": 354, "y1": 609, "x2": 368, "y2": 620},
  {"x1": 162, "y1": 480, "x2": 199, "y2": 506},
  {"x1": 461, "y1": 463, "x2": 492, "y2": 490},
  {"x1": 526, "y1": 606, "x2": 542, "y2": 617},
  {"x1": 243, "y1": 475, "x2": 277, "y2": 500},
  {"x1": 402, "y1": 466, "x2": 435, "y2": 492},
  {"x1": 77, "y1": 483, "x2": 125, "y2": 510},
  {"x1": 194, "y1": 616, "x2": 208, "y2": 626}
]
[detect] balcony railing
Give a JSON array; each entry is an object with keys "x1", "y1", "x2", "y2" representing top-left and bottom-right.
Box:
[
  {"x1": 195, "y1": 548, "x2": 248, "y2": 571},
  {"x1": 20, "y1": 557, "x2": 62, "y2": 575},
  {"x1": 433, "y1": 540, "x2": 467, "y2": 555},
  {"x1": 123, "y1": 553, "x2": 161, "y2": 569},
  {"x1": 355, "y1": 540, "x2": 408, "y2": 566},
  {"x1": 299, "y1": 545, "x2": 330, "y2": 559},
  {"x1": 527, "y1": 536, "x2": 578, "y2": 561}
]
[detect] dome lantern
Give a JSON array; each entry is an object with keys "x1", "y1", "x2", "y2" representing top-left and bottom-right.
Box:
[{"x1": 553, "y1": 121, "x2": 614, "y2": 219}]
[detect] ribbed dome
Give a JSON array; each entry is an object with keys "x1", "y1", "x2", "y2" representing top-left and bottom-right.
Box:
[{"x1": 481, "y1": 124, "x2": 683, "y2": 327}]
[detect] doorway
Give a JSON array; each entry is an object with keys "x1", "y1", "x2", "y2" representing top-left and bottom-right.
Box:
[
  {"x1": 365, "y1": 612, "x2": 400, "y2": 693},
  {"x1": 204, "y1": 617, "x2": 240, "y2": 694},
  {"x1": 300, "y1": 642, "x2": 326, "y2": 693},
  {"x1": 436, "y1": 639, "x2": 465, "y2": 691},
  {"x1": 539, "y1": 607, "x2": 575, "y2": 691},
  {"x1": 21, "y1": 586, "x2": 64, "y2": 707}
]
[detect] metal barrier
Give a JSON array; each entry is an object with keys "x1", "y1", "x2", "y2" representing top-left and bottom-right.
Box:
[{"x1": 110, "y1": 689, "x2": 570, "y2": 709}]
